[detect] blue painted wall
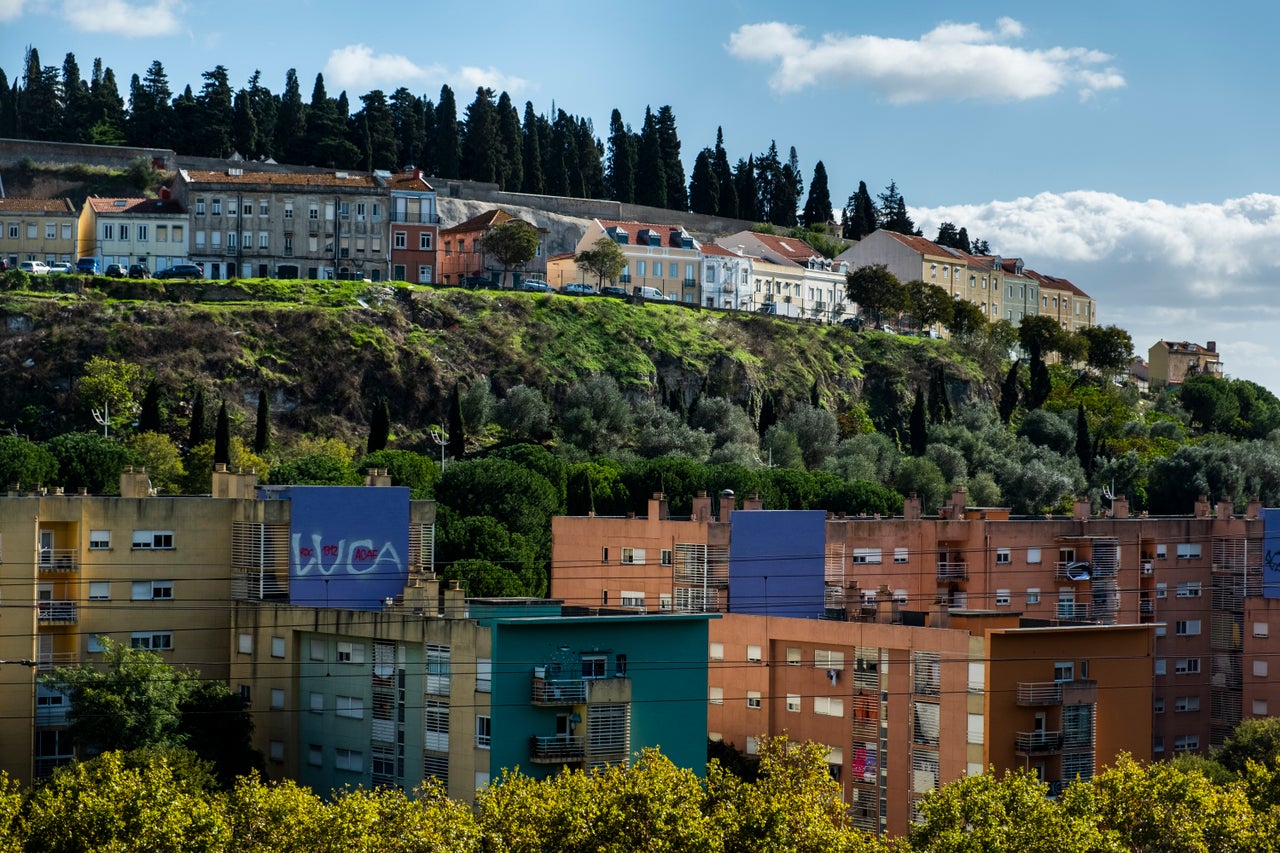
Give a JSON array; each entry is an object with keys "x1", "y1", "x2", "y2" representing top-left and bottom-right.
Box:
[
  {"x1": 728, "y1": 510, "x2": 827, "y2": 618},
  {"x1": 1265, "y1": 508, "x2": 1280, "y2": 598}
]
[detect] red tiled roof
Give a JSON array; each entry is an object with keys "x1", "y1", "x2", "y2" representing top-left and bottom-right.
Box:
[
  {"x1": 180, "y1": 169, "x2": 381, "y2": 188},
  {"x1": 1028, "y1": 269, "x2": 1091, "y2": 299},
  {"x1": 386, "y1": 170, "x2": 434, "y2": 191},
  {"x1": 881, "y1": 230, "x2": 956, "y2": 259},
  {"x1": 0, "y1": 198, "x2": 76, "y2": 214},
  {"x1": 440, "y1": 209, "x2": 518, "y2": 235},
  {"x1": 701, "y1": 243, "x2": 743, "y2": 258},
  {"x1": 85, "y1": 196, "x2": 186, "y2": 215},
  {"x1": 547, "y1": 251, "x2": 575, "y2": 262},
  {"x1": 746, "y1": 231, "x2": 820, "y2": 264},
  {"x1": 598, "y1": 219, "x2": 696, "y2": 249}
]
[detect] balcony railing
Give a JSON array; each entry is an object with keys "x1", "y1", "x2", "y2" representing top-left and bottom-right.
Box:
[
  {"x1": 1056, "y1": 561, "x2": 1092, "y2": 581},
  {"x1": 529, "y1": 735, "x2": 586, "y2": 763},
  {"x1": 1015, "y1": 730, "x2": 1063, "y2": 754},
  {"x1": 391, "y1": 212, "x2": 441, "y2": 224},
  {"x1": 37, "y1": 601, "x2": 77, "y2": 624},
  {"x1": 38, "y1": 549, "x2": 79, "y2": 572},
  {"x1": 1016, "y1": 681, "x2": 1063, "y2": 706},
  {"x1": 36, "y1": 651, "x2": 77, "y2": 672},
  {"x1": 532, "y1": 677, "x2": 588, "y2": 705},
  {"x1": 937, "y1": 561, "x2": 968, "y2": 580}
]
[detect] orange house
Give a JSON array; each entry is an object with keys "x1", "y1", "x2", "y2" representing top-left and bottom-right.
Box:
[{"x1": 438, "y1": 208, "x2": 545, "y2": 286}]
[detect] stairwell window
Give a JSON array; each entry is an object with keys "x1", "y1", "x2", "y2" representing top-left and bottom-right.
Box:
[{"x1": 996, "y1": 548, "x2": 1011, "y2": 564}]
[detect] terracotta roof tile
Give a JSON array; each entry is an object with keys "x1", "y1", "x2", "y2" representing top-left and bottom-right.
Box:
[
  {"x1": 0, "y1": 198, "x2": 76, "y2": 214},
  {"x1": 440, "y1": 208, "x2": 517, "y2": 235},
  {"x1": 180, "y1": 168, "x2": 381, "y2": 189},
  {"x1": 598, "y1": 219, "x2": 697, "y2": 249},
  {"x1": 86, "y1": 196, "x2": 186, "y2": 215},
  {"x1": 386, "y1": 171, "x2": 435, "y2": 191}
]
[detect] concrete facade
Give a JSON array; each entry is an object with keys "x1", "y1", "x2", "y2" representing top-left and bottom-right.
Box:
[
  {"x1": 387, "y1": 168, "x2": 440, "y2": 285},
  {"x1": 0, "y1": 198, "x2": 78, "y2": 266},
  {"x1": 77, "y1": 195, "x2": 188, "y2": 272}
]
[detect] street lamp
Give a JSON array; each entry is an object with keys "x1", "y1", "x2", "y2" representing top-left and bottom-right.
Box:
[{"x1": 430, "y1": 428, "x2": 448, "y2": 472}]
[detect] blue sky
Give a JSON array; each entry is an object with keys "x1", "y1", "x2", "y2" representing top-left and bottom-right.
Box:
[{"x1": 7, "y1": 1, "x2": 1280, "y2": 389}]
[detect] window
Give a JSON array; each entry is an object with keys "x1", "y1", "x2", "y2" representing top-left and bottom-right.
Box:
[
  {"x1": 1175, "y1": 620, "x2": 1202, "y2": 636},
  {"x1": 270, "y1": 689, "x2": 285, "y2": 710},
  {"x1": 637, "y1": 261, "x2": 646, "y2": 276},
  {"x1": 268, "y1": 740, "x2": 284, "y2": 762},
  {"x1": 46, "y1": 223, "x2": 57, "y2": 239},
  {"x1": 335, "y1": 748, "x2": 363, "y2": 772},
  {"x1": 1174, "y1": 735, "x2": 1199, "y2": 752},
  {"x1": 102, "y1": 223, "x2": 114, "y2": 240},
  {"x1": 419, "y1": 232, "x2": 432, "y2": 250},
  {"x1": 1156, "y1": 582, "x2": 1167, "y2": 599},
  {"x1": 815, "y1": 649, "x2": 845, "y2": 670},
  {"x1": 890, "y1": 546, "x2": 910, "y2": 564},
  {"x1": 1156, "y1": 544, "x2": 1168, "y2": 559},
  {"x1": 88, "y1": 635, "x2": 105, "y2": 652},
  {"x1": 259, "y1": 200, "x2": 269, "y2": 216},
  {"x1": 745, "y1": 736, "x2": 760, "y2": 755},
  {"x1": 475, "y1": 715, "x2": 491, "y2": 748},
  {"x1": 88, "y1": 581, "x2": 109, "y2": 600},
  {"x1": 1054, "y1": 661, "x2": 1074, "y2": 682},
  {"x1": 132, "y1": 530, "x2": 173, "y2": 549},
  {"x1": 1026, "y1": 587, "x2": 1040, "y2": 605},
  {"x1": 581, "y1": 655, "x2": 607, "y2": 679},
  {"x1": 259, "y1": 232, "x2": 269, "y2": 249},
  {"x1": 336, "y1": 695, "x2": 364, "y2": 719},
  {"x1": 238, "y1": 633, "x2": 253, "y2": 654},
  {"x1": 6, "y1": 223, "x2": 16, "y2": 238},
  {"x1": 132, "y1": 580, "x2": 173, "y2": 600},
  {"x1": 308, "y1": 204, "x2": 318, "y2": 220},
  {"x1": 1155, "y1": 659, "x2": 1167, "y2": 675},
  {"x1": 1254, "y1": 660, "x2": 1269, "y2": 677},
  {"x1": 709, "y1": 686, "x2": 723, "y2": 705},
  {"x1": 786, "y1": 694, "x2": 801, "y2": 712},
  {"x1": 814, "y1": 696, "x2": 844, "y2": 717},
  {"x1": 309, "y1": 692, "x2": 324, "y2": 713},
  {"x1": 661, "y1": 549, "x2": 673, "y2": 566},
  {"x1": 620, "y1": 547, "x2": 646, "y2": 564},
  {"x1": 996, "y1": 548, "x2": 1011, "y2": 564},
  {"x1": 242, "y1": 202, "x2": 253, "y2": 216},
  {"x1": 1176, "y1": 581, "x2": 1202, "y2": 598},
  {"x1": 995, "y1": 589, "x2": 1011, "y2": 606},
  {"x1": 283, "y1": 203, "x2": 293, "y2": 219},
  {"x1": 310, "y1": 639, "x2": 326, "y2": 661},
  {"x1": 1255, "y1": 623, "x2": 1270, "y2": 638},
  {"x1": 308, "y1": 744, "x2": 323, "y2": 766},
  {"x1": 746, "y1": 645, "x2": 763, "y2": 663},
  {"x1": 1174, "y1": 658, "x2": 1200, "y2": 674},
  {"x1": 394, "y1": 231, "x2": 406, "y2": 249},
  {"x1": 786, "y1": 647, "x2": 802, "y2": 666},
  {"x1": 1176, "y1": 543, "x2": 1202, "y2": 559},
  {"x1": 131, "y1": 631, "x2": 172, "y2": 651},
  {"x1": 601, "y1": 547, "x2": 609, "y2": 563},
  {"x1": 747, "y1": 691, "x2": 761, "y2": 709},
  {"x1": 1175, "y1": 695, "x2": 1200, "y2": 712},
  {"x1": 337, "y1": 641, "x2": 365, "y2": 663},
  {"x1": 1153, "y1": 736, "x2": 1164, "y2": 754},
  {"x1": 196, "y1": 199, "x2": 206, "y2": 215},
  {"x1": 1154, "y1": 697, "x2": 1165, "y2": 713},
  {"x1": 709, "y1": 642, "x2": 724, "y2": 661},
  {"x1": 155, "y1": 225, "x2": 168, "y2": 242},
  {"x1": 118, "y1": 225, "x2": 128, "y2": 240},
  {"x1": 852, "y1": 547, "x2": 882, "y2": 564},
  {"x1": 1255, "y1": 699, "x2": 1269, "y2": 716},
  {"x1": 136, "y1": 224, "x2": 148, "y2": 241}
]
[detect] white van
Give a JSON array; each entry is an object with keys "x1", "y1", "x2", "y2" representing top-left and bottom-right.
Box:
[{"x1": 634, "y1": 286, "x2": 665, "y2": 301}]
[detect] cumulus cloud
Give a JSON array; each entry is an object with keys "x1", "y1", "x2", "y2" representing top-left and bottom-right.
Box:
[
  {"x1": 323, "y1": 44, "x2": 437, "y2": 91},
  {"x1": 456, "y1": 66, "x2": 530, "y2": 96},
  {"x1": 727, "y1": 18, "x2": 1124, "y2": 102},
  {"x1": 0, "y1": 0, "x2": 25, "y2": 23},
  {"x1": 915, "y1": 192, "x2": 1280, "y2": 389},
  {"x1": 61, "y1": 0, "x2": 182, "y2": 36}
]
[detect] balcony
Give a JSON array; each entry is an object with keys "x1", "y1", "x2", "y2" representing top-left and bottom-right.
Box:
[
  {"x1": 1056, "y1": 561, "x2": 1092, "y2": 581},
  {"x1": 532, "y1": 676, "x2": 587, "y2": 705},
  {"x1": 1016, "y1": 681, "x2": 1063, "y2": 706},
  {"x1": 38, "y1": 549, "x2": 78, "y2": 573},
  {"x1": 1141, "y1": 561, "x2": 1153, "y2": 575},
  {"x1": 1140, "y1": 599, "x2": 1154, "y2": 614},
  {"x1": 391, "y1": 212, "x2": 441, "y2": 224},
  {"x1": 937, "y1": 561, "x2": 968, "y2": 580},
  {"x1": 1015, "y1": 730, "x2": 1063, "y2": 754},
  {"x1": 37, "y1": 601, "x2": 77, "y2": 624},
  {"x1": 529, "y1": 735, "x2": 586, "y2": 764}
]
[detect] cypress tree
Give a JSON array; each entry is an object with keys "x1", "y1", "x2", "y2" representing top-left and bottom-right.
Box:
[
  {"x1": 712, "y1": 127, "x2": 738, "y2": 218},
  {"x1": 734, "y1": 156, "x2": 758, "y2": 222},
  {"x1": 1028, "y1": 358, "x2": 1052, "y2": 410},
  {"x1": 188, "y1": 388, "x2": 206, "y2": 448},
  {"x1": 1075, "y1": 404, "x2": 1092, "y2": 474},
  {"x1": 998, "y1": 361, "x2": 1020, "y2": 424},
  {"x1": 138, "y1": 381, "x2": 162, "y2": 434},
  {"x1": 214, "y1": 402, "x2": 230, "y2": 465},
  {"x1": 605, "y1": 108, "x2": 634, "y2": 203},
  {"x1": 274, "y1": 69, "x2": 306, "y2": 165},
  {"x1": 909, "y1": 388, "x2": 928, "y2": 457},
  {"x1": 254, "y1": 389, "x2": 271, "y2": 455},
  {"x1": 521, "y1": 101, "x2": 545, "y2": 194},
  {"x1": 446, "y1": 382, "x2": 465, "y2": 461},
  {"x1": 633, "y1": 107, "x2": 666, "y2": 208},
  {"x1": 496, "y1": 92, "x2": 523, "y2": 191},
  {"x1": 687, "y1": 148, "x2": 719, "y2": 215},
  {"x1": 802, "y1": 160, "x2": 832, "y2": 228},
  {"x1": 654, "y1": 105, "x2": 686, "y2": 211},
  {"x1": 434, "y1": 85, "x2": 462, "y2": 178},
  {"x1": 367, "y1": 398, "x2": 390, "y2": 454}
]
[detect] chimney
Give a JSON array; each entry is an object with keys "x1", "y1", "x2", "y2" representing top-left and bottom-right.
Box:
[
  {"x1": 928, "y1": 599, "x2": 950, "y2": 629},
  {"x1": 1217, "y1": 497, "x2": 1234, "y2": 520},
  {"x1": 212, "y1": 465, "x2": 259, "y2": 499},
  {"x1": 1073, "y1": 495, "x2": 1091, "y2": 521},
  {"x1": 443, "y1": 579, "x2": 467, "y2": 619},
  {"x1": 875, "y1": 584, "x2": 898, "y2": 624},
  {"x1": 120, "y1": 466, "x2": 151, "y2": 498},
  {"x1": 1206, "y1": 341, "x2": 1216, "y2": 353},
  {"x1": 648, "y1": 492, "x2": 669, "y2": 520},
  {"x1": 949, "y1": 485, "x2": 967, "y2": 519},
  {"x1": 1194, "y1": 495, "x2": 1212, "y2": 518},
  {"x1": 365, "y1": 467, "x2": 392, "y2": 487},
  {"x1": 1112, "y1": 495, "x2": 1129, "y2": 519},
  {"x1": 403, "y1": 570, "x2": 440, "y2": 615},
  {"x1": 744, "y1": 492, "x2": 764, "y2": 511},
  {"x1": 1248, "y1": 496, "x2": 1263, "y2": 520},
  {"x1": 904, "y1": 492, "x2": 922, "y2": 521},
  {"x1": 691, "y1": 490, "x2": 711, "y2": 522}
]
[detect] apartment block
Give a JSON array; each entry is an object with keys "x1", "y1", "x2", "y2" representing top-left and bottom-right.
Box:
[
  {"x1": 387, "y1": 167, "x2": 440, "y2": 285},
  {"x1": 77, "y1": 195, "x2": 188, "y2": 271},
  {"x1": 574, "y1": 219, "x2": 701, "y2": 302},
  {"x1": 0, "y1": 198, "x2": 78, "y2": 266},
  {"x1": 723, "y1": 230, "x2": 849, "y2": 322}
]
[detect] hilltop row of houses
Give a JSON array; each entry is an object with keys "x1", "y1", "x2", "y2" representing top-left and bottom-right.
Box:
[
  {"x1": 1, "y1": 466, "x2": 1274, "y2": 837},
  {"x1": 1, "y1": 163, "x2": 1099, "y2": 331}
]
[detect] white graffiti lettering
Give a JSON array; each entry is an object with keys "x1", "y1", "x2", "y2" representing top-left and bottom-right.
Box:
[{"x1": 292, "y1": 534, "x2": 405, "y2": 577}]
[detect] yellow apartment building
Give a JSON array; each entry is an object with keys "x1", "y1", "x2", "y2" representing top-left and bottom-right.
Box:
[{"x1": 0, "y1": 198, "x2": 78, "y2": 266}]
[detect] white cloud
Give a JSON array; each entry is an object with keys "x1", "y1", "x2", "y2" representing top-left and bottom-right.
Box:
[
  {"x1": 0, "y1": 0, "x2": 25, "y2": 23},
  {"x1": 727, "y1": 19, "x2": 1124, "y2": 102},
  {"x1": 61, "y1": 0, "x2": 182, "y2": 36},
  {"x1": 915, "y1": 192, "x2": 1280, "y2": 390},
  {"x1": 323, "y1": 44, "x2": 436, "y2": 91},
  {"x1": 456, "y1": 66, "x2": 530, "y2": 96}
]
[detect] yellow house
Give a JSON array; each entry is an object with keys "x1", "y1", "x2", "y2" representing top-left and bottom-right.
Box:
[
  {"x1": 574, "y1": 219, "x2": 701, "y2": 303},
  {"x1": 1148, "y1": 340, "x2": 1223, "y2": 389},
  {"x1": 0, "y1": 198, "x2": 78, "y2": 266}
]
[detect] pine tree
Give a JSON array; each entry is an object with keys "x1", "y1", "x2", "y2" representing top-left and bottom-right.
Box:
[
  {"x1": 433, "y1": 85, "x2": 462, "y2": 178},
  {"x1": 61, "y1": 52, "x2": 92, "y2": 142},
  {"x1": 354, "y1": 89, "x2": 397, "y2": 171},
  {"x1": 998, "y1": 361, "x2": 1020, "y2": 424},
  {"x1": 274, "y1": 69, "x2": 306, "y2": 164},
  {"x1": 688, "y1": 148, "x2": 719, "y2": 215},
  {"x1": 244, "y1": 70, "x2": 276, "y2": 159},
  {"x1": 520, "y1": 101, "x2": 545, "y2": 194},
  {"x1": 654, "y1": 105, "x2": 685, "y2": 211},
  {"x1": 188, "y1": 388, "x2": 206, "y2": 448},
  {"x1": 418, "y1": 96, "x2": 438, "y2": 174},
  {"x1": 367, "y1": 398, "x2": 390, "y2": 454},
  {"x1": 496, "y1": 91, "x2": 523, "y2": 191},
  {"x1": 877, "y1": 180, "x2": 918, "y2": 235},
  {"x1": 634, "y1": 107, "x2": 666, "y2": 208},
  {"x1": 801, "y1": 160, "x2": 832, "y2": 228},
  {"x1": 254, "y1": 389, "x2": 271, "y2": 455},
  {"x1": 213, "y1": 402, "x2": 230, "y2": 465},
  {"x1": 842, "y1": 181, "x2": 877, "y2": 240},
  {"x1": 956, "y1": 227, "x2": 972, "y2": 254},
  {"x1": 389, "y1": 87, "x2": 424, "y2": 170},
  {"x1": 755, "y1": 142, "x2": 780, "y2": 223},
  {"x1": 909, "y1": 388, "x2": 928, "y2": 457},
  {"x1": 194, "y1": 65, "x2": 234, "y2": 157},
  {"x1": 18, "y1": 47, "x2": 63, "y2": 141},
  {"x1": 711, "y1": 127, "x2": 737, "y2": 218},
  {"x1": 605, "y1": 108, "x2": 634, "y2": 203}
]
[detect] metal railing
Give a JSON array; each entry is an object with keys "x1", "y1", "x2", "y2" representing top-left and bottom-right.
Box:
[
  {"x1": 532, "y1": 677, "x2": 588, "y2": 705},
  {"x1": 38, "y1": 549, "x2": 79, "y2": 572},
  {"x1": 530, "y1": 735, "x2": 586, "y2": 762},
  {"x1": 37, "y1": 601, "x2": 77, "y2": 623},
  {"x1": 1015, "y1": 730, "x2": 1063, "y2": 753},
  {"x1": 1016, "y1": 682, "x2": 1063, "y2": 705},
  {"x1": 937, "y1": 561, "x2": 968, "y2": 580}
]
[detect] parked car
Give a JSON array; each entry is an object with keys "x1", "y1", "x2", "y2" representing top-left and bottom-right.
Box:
[
  {"x1": 460, "y1": 276, "x2": 495, "y2": 289},
  {"x1": 48, "y1": 262, "x2": 74, "y2": 274},
  {"x1": 876, "y1": 324, "x2": 897, "y2": 334},
  {"x1": 840, "y1": 317, "x2": 863, "y2": 330},
  {"x1": 520, "y1": 279, "x2": 554, "y2": 292},
  {"x1": 634, "y1": 286, "x2": 665, "y2": 301},
  {"x1": 756, "y1": 302, "x2": 777, "y2": 315},
  {"x1": 155, "y1": 263, "x2": 204, "y2": 280},
  {"x1": 600, "y1": 285, "x2": 629, "y2": 299},
  {"x1": 561, "y1": 283, "x2": 599, "y2": 296},
  {"x1": 18, "y1": 261, "x2": 50, "y2": 275},
  {"x1": 104, "y1": 263, "x2": 126, "y2": 278},
  {"x1": 0, "y1": 259, "x2": 8, "y2": 272},
  {"x1": 76, "y1": 257, "x2": 101, "y2": 275},
  {"x1": 127, "y1": 264, "x2": 151, "y2": 279}
]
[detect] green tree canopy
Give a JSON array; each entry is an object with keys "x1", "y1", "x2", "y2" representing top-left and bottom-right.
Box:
[
  {"x1": 846, "y1": 264, "x2": 907, "y2": 325},
  {"x1": 480, "y1": 219, "x2": 541, "y2": 287},
  {"x1": 575, "y1": 236, "x2": 627, "y2": 287}
]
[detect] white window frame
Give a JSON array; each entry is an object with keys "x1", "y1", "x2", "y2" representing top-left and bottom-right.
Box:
[
  {"x1": 131, "y1": 530, "x2": 174, "y2": 550},
  {"x1": 746, "y1": 645, "x2": 763, "y2": 663},
  {"x1": 88, "y1": 530, "x2": 111, "y2": 550},
  {"x1": 238, "y1": 633, "x2": 253, "y2": 654},
  {"x1": 271, "y1": 636, "x2": 286, "y2": 658},
  {"x1": 335, "y1": 748, "x2": 363, "y2": 772},
  {"x1": 709, "y1": 686, "x2": 723, "y2": 705},
  {"x1": 746, "y1": 691, "x2": 761, "y2": 709},
  {"x1": 1174, "y1": 695, "x2": 1200, "y2": 713},
  {"x1": 1175, "y1": 620, "x2": 1201, "y2": 636},
  {"x1": 475, "y1": 715, "x2": 491, "y2": 749},
  {"x1": 995, "y1": 589, "x2": 1011, "y2": 606},
  {"x1": 893, "y1": 547, "x2": 909, "y2": 564},
  {"x1": 88, "y1": 581, "x2": 110, "y2": 601},
  {"x1": 1174, "y1": 658, "x2": 1200, "y2": 674},
  {"x1": 130, "y1": 631, "x2": 173, "y2": 651},
  {"x1": 995, "y1": 548, "x2": 1011, "y2": 564},
  {"x1": 814, "y1": 696, "x2": 844, "y2": 717},
  {"x1": 132, "y1": 580, "x2": 173, "y2": 601},
  {"x1": 1026, "y1": 587, "x2": 1040, "y2": 605},
  {"x1": 270, "y1": 688, "x2": 285, "y2": 710},
  {"x1": 337, "y1": 641, "x2": 365, "y2": 663},
  {"x1": 852, "y1": 547, "x2": 882, "y2": 564},
  {"x1": 815, "y1": 649, "x2": 845, "y2": 670},
  {"x1": 336, "y1": 695, "x2": 364, "y2": 719},
  {"x1": 1176, "y1": 581, "x2": 1202, "y2": 598},
  {"x1": 620, "y1": 547, "x2": 646, "y2": 565}
]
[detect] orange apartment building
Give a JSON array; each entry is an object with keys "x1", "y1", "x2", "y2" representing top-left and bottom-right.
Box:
[
  {"x1": 551, "y1": 487, "x2": 1278, "y2": 835},
  {"x1": 387, "y1": 168, "x2": 440, "y2": 285},
  {"x1": 437, "y1": 208, "x2": 545, "y2": 286}
]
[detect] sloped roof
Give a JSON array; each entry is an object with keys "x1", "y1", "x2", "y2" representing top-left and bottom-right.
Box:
[
  {"x1": 598, "y1": 218, "x2": 696, "y2": 249},
  {"x1": 441, "y1": 208, "x2": 517, "y2": 235},
  {"x1": 85, "y1": 196, "x2": 186, "y2": 215},
  {"x1": 180, "y1": 168, "x2": 381, "y2": 188},
  {"x1": 701, "y1": 243, "x2": 745, "y2": 258},
  {"x1": 0, "y1": 198, "x2": 76, "y2": 215},
  {"x1": 746, "y1": 231, "x2": 820, "y2": 264},
  {"x1": 385, "y1": 170, "x2": 435, "y2": 191}
]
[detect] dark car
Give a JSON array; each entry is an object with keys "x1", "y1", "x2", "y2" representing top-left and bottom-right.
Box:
[
  {"x1": 127, "y1": 264, "x2": 151, "y2": 279},
  {"x1": 104, "y1": 263, "x2": 126, "y2": 278},
  {"x1": 600, "y1": 285, "x2": 629, "y2": 299},
  {"x1": 460, "y1": 276, "x2": 495, "y2": 289},
  {"x1": 155, "y1": 263, "x2": 204, "y2": 280},
  {"x1": 560, "y1": 283, "x2": 599, "y2": 296}
]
